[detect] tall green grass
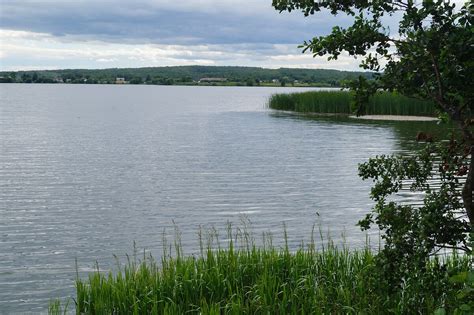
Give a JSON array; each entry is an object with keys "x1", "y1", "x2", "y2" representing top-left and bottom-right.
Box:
[
  {"x1": 49, "y1": 226, "x2": 469, "y2": 314},
  {"x1": 268, "y1": 90, "x2": 437, "y2": 116}
]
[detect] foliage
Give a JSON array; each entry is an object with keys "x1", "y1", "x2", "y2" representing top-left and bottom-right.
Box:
[
  {"x1": 269, "y1": 90, "x2": 437, "y2": 116},
  {"x1": 359, "y1": 138, "x2": 471, "y2": 281},
  {"x1": 447, "y1": 265, "x2": 474, "y2": 314},
  {"x1": 49, "y1": 227, "x2": 470, "y2": 314},
  {"x1": 272, "y1": 0, "x2": 474, "y2": 227},
  {"x1": 273, "y1": 2, "x2": 474, "y2": 297},
  {"x1": 0, "y1": 65, "x2": 372, "y2": 87}
]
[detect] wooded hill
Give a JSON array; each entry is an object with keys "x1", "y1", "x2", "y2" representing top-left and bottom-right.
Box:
[{"x1": 0, "y1": 66, "x2": 372, "y2": 87}]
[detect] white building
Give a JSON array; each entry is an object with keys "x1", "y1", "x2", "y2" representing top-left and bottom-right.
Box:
[{"x1": 115, "y1": 77, "x2": 128, "y2": 84}]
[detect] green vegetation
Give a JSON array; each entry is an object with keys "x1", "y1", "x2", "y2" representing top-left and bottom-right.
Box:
[
  {"x1": 269, "y1": 91, "x2": 437, "y2": 116},
  {"x1": 273, "y1": 0, "x2": 474, "y2": 228},
  {"x1": 49, "y1": 228, "x2": 472, "y2": 314},
  {"x1": 0, "y1": 65, "x2": 372, "y2": 87},
  {"x1": 270, "y1": 2, "x2": 474, "y2": 312}
]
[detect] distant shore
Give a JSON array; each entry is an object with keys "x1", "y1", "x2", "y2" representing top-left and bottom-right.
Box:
[
  {"x1": 0, "y1": 65, "x2": 372, "y2": 87},
  {"x1": 0, "y1": 81, "x2": 336, "y2": 88}
]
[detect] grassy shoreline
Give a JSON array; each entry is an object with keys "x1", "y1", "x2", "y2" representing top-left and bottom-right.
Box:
[
  {"x1": 268, "y1": 90, "x2": 437, "y2": 117},
  {"x1": 49, "y1": 229, "x2": 470, "y2": 314}
]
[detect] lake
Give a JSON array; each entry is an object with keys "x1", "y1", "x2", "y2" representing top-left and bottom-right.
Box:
[{"x1": 0, "y1": 84, "x2": 438, "y2": 312}]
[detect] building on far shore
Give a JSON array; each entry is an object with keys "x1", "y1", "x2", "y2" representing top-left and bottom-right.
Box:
[
  {"x1": 198, "y1": 77, "x2": 227, "y2": 83},
  {"x1": 115, "y1": 77, "x2": 128, "y2": 84}
]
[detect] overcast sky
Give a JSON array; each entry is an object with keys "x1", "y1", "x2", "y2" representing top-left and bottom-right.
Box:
[{"x1": 0, "y1": 0, "x2": 464, "y2": 71}]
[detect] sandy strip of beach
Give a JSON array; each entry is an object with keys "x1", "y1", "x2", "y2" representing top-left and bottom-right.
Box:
[{"x1": 349, "y1": 115, "x2": 438, "y2": 121}]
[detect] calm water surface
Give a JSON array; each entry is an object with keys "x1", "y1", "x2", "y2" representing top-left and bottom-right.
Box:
[{"x1": 0, "y1": 84, "x2": 437, "y2": 312}]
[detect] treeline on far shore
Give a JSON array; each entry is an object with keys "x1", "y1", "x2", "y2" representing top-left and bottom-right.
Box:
[
  {"x1": 0, "y1": 65, "x2": 372, "y2": 87},
  {"x1": 269, "y1": 90, "x2": 437, "y2": 116}
]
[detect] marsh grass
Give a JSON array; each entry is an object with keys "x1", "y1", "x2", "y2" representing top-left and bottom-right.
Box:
[
  {"x1": 268, "y1": 91, "x2": 437, "y2": 116},
  {"x1": 49, "y1": 225, "x2": 469, "y2": 314}
]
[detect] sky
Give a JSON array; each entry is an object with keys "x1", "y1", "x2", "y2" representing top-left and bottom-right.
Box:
[
  {"x1": 0, "y1": 0, "x2": 464, "y2": 71},
  {"x1": 0, "y1": 0, "x2": 363, "y2": 71}
]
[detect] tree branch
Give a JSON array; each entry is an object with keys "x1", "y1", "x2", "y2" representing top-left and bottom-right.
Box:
[
  {"x1": 429, "y1": 52, "x2": 444, "y2": 102},
  {"x1": 431, "y1": 244, "x2": 471, "y2": 254},
  {"x1": 394, "y1": 1, "x2": 409, "y2": 10}
]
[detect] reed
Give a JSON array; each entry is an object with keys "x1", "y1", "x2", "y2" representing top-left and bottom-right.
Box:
[
  {"x1": 268, "y1": 90, "x2": 437, "y2": 116},
  {"x1": 49, "y1": 226, "x2": 469, "y2": 314}
]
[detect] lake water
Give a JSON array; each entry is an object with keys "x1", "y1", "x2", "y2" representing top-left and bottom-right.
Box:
[{"x1": 0, "y1": 84, "x2": 438, "y2": 313}]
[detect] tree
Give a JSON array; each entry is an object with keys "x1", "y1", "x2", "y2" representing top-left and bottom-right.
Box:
[
  {"x1": 273, "y1": 1, "x2": 473, "y2": 299},
  {"x1": 273, "y1": 0, "x2": 473, "y2": 226},
  {"x1": 129, "y1": 77, "x2": 143, "y2": 85},
  {"x1": 21, "y1": 73, "x2": 32, "y2": 83}
]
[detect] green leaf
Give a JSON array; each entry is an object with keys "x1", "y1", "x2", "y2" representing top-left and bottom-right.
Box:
[
  {"x1": 459, "y1": 304, "x2": 471, "y2": 311},
  {"x1": 467, "y1": 270, "x2": 474, "y2": 283},
  {"x1": 450, "y1": 272, "x2": 468, "y2": 283}
]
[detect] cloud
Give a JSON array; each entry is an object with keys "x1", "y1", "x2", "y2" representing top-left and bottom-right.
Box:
[
  {"x1": 0, "y1": 0, "x2": 349, "y2": 45},
  {"x1": 96, "y1": 58, "x2": 119, "y2": 63},
  {"x1": 0, "y1": 29, "x2": 364, "y2": 71},
  {"x1": 5, "y1": 0, "x2": 414, "y2": 70}
]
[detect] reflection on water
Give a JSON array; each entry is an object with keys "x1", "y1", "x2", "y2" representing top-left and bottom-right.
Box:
[
  {"x1": 0, "y1": 84, "x2": 449, "y2": 312},
  {"x1": 270, "y1": 111, "x2": 454, "y2": 152}
]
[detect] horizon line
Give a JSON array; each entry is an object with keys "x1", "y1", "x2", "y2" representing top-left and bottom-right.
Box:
[{"x1": 1, "y1": 65, "x2": 371, "y2": 73}]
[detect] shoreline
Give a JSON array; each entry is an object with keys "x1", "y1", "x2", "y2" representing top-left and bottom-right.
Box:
[
  {"x1": 349, "y1": 115, "x2": 438, "y2": 121},
  {"x1": 0, "y1": 82, "x2": 335, "y2": 88},
  {"x1": 271, "y1": 110, "x2": 438, "y2": 122}
]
